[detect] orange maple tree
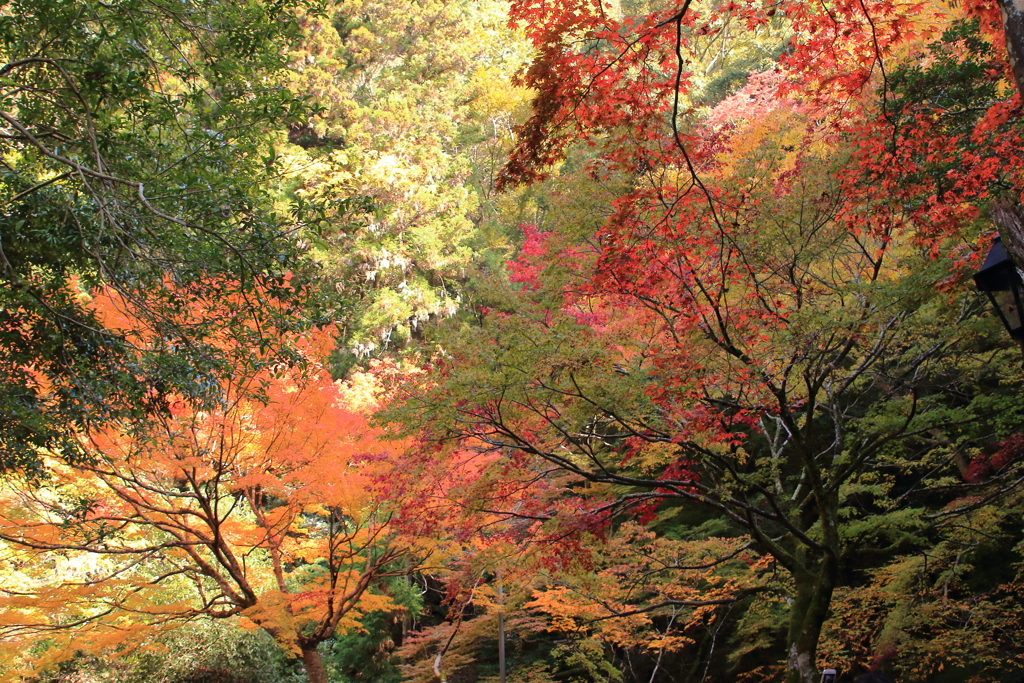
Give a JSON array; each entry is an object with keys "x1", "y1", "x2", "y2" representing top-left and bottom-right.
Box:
[{"x1": 0, "y1": 294, "x2": 413, "y2": 683}]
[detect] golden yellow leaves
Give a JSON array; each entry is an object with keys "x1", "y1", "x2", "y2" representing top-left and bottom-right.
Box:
[
  {"x1": 524, "y1": 523, "x2": 765, "y2": 657},
  {"x1": 631, "y1": 441, "x2": 684, "y2": 475}
]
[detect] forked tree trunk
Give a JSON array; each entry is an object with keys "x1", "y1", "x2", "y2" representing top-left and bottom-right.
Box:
[
  {"x1": 785, "y1": 553, "x2": 839, "y2": 683},
  {"x1": 301, "y1": 646, "x2": 328, "y2": 683}
]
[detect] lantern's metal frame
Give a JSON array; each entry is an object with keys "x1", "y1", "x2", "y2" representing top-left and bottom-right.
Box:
[{"x1": 974, "y1": 235, "x2": 1024, "y2": 340}]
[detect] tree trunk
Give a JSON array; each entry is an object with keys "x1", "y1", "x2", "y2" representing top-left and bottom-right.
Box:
[
  {"x1": 993, "y1": 199, "x2": 1024, "y2": 272},
  {"x1": 785, "y1": 554, "x2": 839, "y2": 683},
  {"x1": 994, "y1": 6, "x2": 1024, "y2": 271},
  {"x1": 999, "y1": 0, "x2": 1024, "y2": 100},
  {"x1": 301, "y1": 646, "x2": 328, "y2": 683}
]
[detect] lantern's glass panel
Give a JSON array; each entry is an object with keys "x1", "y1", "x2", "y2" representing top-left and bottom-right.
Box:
[{"x1": 993, "y1": 288, "x2": 1023, "y2": 332}]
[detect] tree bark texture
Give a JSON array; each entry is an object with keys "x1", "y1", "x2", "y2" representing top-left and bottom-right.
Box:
[
  {"x1": 785, "y1": 554, "x2": 839, "y2": 683},
  {"x1": 996, "y1": 0, "x2": 1024, "y2": 270},
  {"x1": 992, "y1": 199, "x2": 1024, "y2": 271},
  {"x1": 1000, "y1": 0, "x2": 1024, "y2": 100},
  {"x1": 301, "y1": 646, "x2": 328, "y2": 683}
]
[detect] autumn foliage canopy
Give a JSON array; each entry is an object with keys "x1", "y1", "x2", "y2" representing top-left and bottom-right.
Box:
[{"x1": 4, "y1": 0, "x2": 1024, "y2": 682}]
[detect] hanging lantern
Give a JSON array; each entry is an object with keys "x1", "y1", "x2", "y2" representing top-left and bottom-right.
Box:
[{"x1": 974, "y1": 235, "x2": 1024, "y2": 340}]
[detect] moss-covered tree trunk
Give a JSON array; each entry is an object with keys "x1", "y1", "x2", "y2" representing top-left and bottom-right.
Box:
[{"x1": 785, "y1": 552, "x2": 839, "y2": 683}]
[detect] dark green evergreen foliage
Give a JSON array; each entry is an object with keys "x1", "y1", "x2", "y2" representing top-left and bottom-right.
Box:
[
  {"x1": 327, "y1": 609, "x2": 405, "y2": 683},
  {"x1": 0, "y1": 0, "x2": 328, "y2": 471},
  {"x1": 325, "y1": 574, "x2": 425, "y2": 682}
]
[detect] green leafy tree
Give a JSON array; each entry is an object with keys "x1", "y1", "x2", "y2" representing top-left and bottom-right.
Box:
[
  {"x1": 819, "y1": 475, "x2": 1024, "y2": 683},
  {"x1": 0, "y1": 0, "x2": 325, "y2": 471},
  {"x1": 394, "y1": 81, "x2": 1024, "y2": 683},
  {"x1": 277, "y1": 0, "x2": 532, "y2": 363}
]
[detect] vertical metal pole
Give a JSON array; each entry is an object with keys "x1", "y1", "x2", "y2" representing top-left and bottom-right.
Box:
[
  {"x1": 498, "y1": 574, "x2": 506, "y2": 683},
  {"x1": 402, "y1": 558, "x2": 412, "y2": 645}
]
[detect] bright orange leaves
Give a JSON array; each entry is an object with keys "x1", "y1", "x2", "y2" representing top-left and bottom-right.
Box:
[{"x1": 0, "y1": 293, "x2": 414, "y2": 679}]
